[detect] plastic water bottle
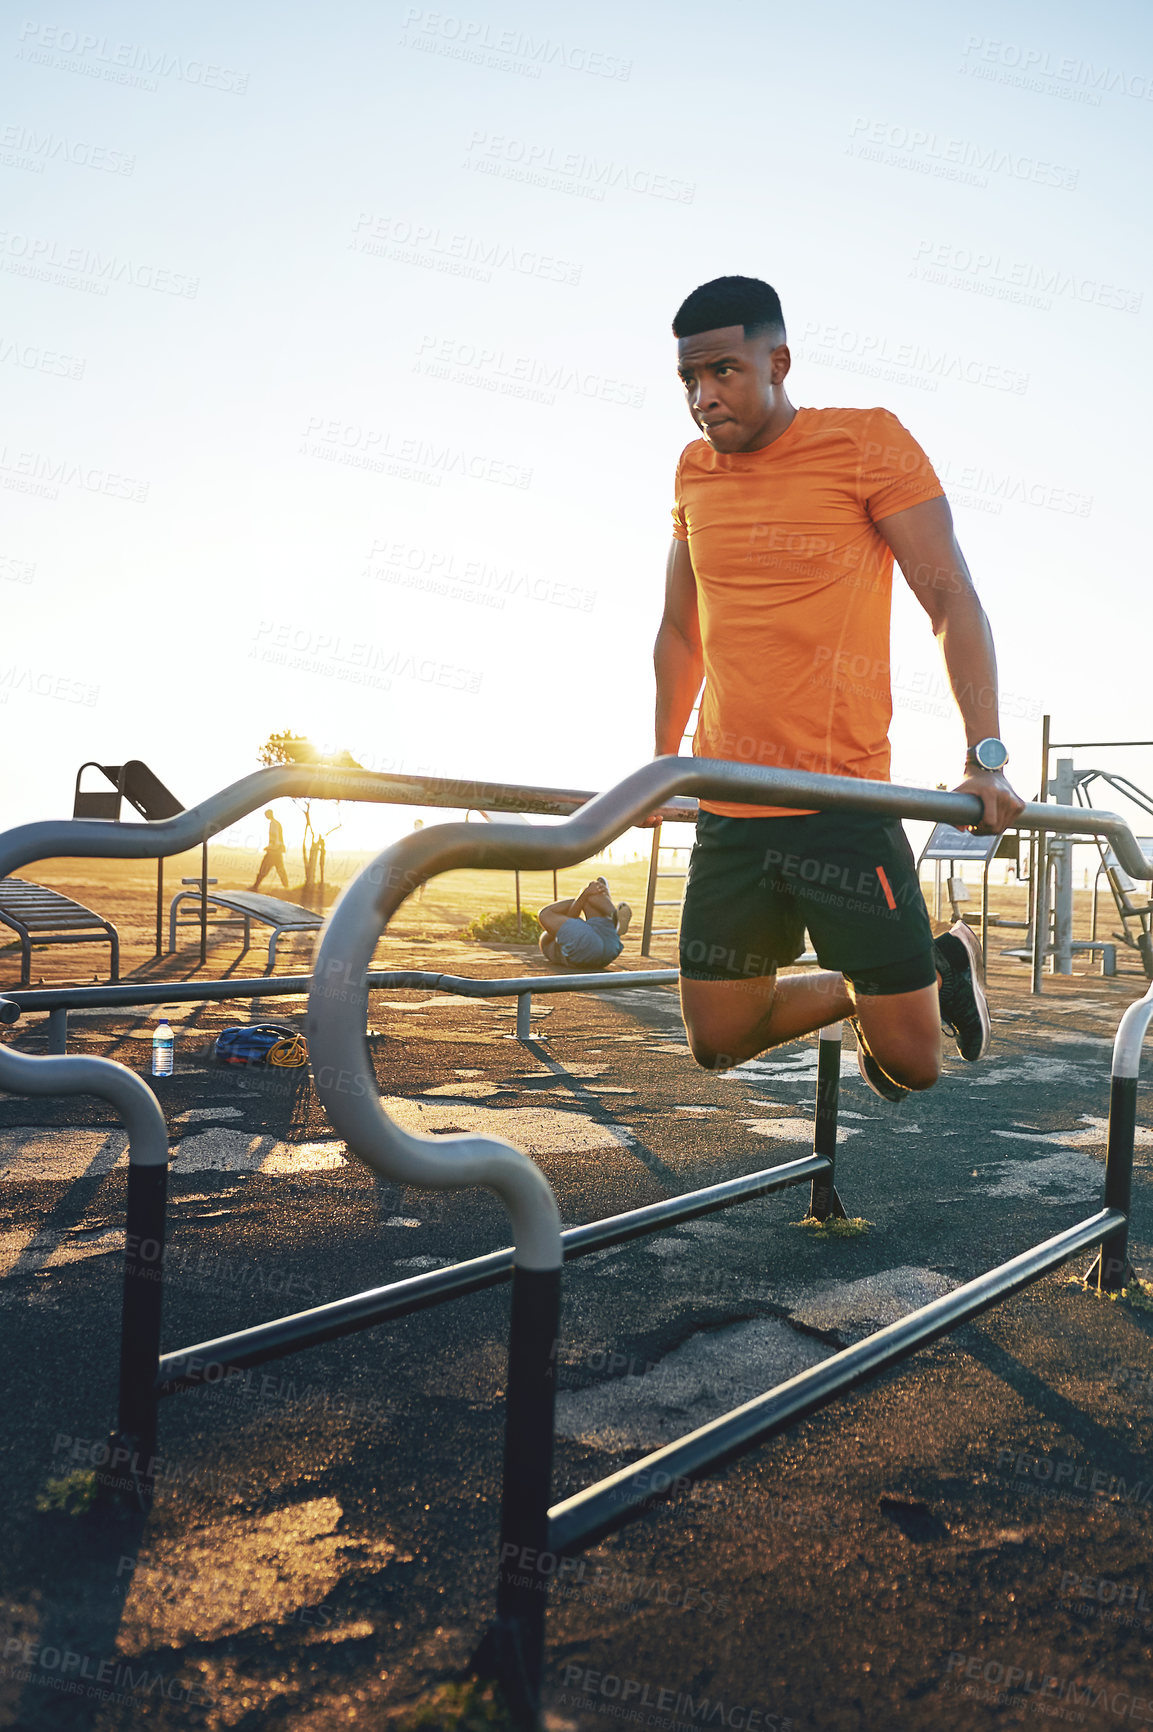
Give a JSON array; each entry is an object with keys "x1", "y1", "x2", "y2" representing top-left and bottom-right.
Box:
[{"x1": 152, "y1": 1018, "x2": 174, "y2": 1077}]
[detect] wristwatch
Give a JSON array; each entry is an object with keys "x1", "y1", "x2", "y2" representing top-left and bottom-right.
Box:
[{"x1": 965, "y1": 737, "x2": 1010, "y2": 772}]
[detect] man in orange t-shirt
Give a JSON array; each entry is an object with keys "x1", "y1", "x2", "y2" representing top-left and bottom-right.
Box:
[{"x1": 656, "y1": 275, "x2": 1025, "y2": 1100}]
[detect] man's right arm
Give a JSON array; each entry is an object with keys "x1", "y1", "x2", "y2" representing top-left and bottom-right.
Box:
[{"x1": 654, "y1": 537, "x2": 703, "y2": 756}]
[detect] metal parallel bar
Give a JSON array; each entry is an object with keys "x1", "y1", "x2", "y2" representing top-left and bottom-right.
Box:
[
  {"x1": 299, "y1": 756, "x2": 1153, "y2": 1661},
  {"x1": 157, "y1": 1250, "x2": 515, "y2": 1392},
  {"x1": 548, "y1": 1209, "x2": 1122, "y2": 1559},
  {"x1": 560, "y1": 1152, "x2": 826, "y2": 1257},
  {"x1": 0, "y1": 968, "x2": 679, "y2": 1020},
  {"x1": 0, "y1": 764, "x2": 704, "y2": 887},
  {"x1": 2, "y1": 762, "x2": 1150, "y2": 890},
  {"x1": 155, "y1": 1152, "x2": 828, "y2": 1393}
]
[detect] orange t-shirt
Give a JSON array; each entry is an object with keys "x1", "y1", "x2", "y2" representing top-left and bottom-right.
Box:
[{"x1": 671, "y1": 406, "x2": 944, "y2": 817}]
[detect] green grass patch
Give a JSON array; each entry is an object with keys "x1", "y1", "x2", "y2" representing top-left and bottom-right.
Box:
[
  {"x1": 459, "y1": 909, "x2": 543, "y2": 943},
  {"x1": 392, "y1": 1680, "x2": 513, "y2": 1732},
  {"x1": 35, "y1": 1470, "x2": 99, "y2": 1516},
  {"x1": 793, "y1": 1215, "x2": 872, "y2": 1238}
]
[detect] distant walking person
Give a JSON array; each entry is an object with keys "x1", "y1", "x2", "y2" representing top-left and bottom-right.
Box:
[
  {"x1": 538, "y1": 877, "x2": 632, "y2": 971},
  {"x1": 252, "y1": 809, "x2": 289, "y2": 890}
]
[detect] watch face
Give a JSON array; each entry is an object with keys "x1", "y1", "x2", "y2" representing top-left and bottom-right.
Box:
[{"x1": 975, "y1": 738, "x2": 1009, "y2": 771}]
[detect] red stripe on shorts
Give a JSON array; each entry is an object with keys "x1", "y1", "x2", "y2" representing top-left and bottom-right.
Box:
[{"x1": 876, "y1": 865, "x2": 897, "y2": 911}]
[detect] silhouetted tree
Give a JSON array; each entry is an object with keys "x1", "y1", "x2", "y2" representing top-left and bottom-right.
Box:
[{"x1": 256, "y1": 731, "x2": 362, "y2": 890}]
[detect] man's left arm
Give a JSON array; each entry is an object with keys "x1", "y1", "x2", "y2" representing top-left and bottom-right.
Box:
[{"x1": 877, "y1": 495, "x2": 1027, "y2": 834}]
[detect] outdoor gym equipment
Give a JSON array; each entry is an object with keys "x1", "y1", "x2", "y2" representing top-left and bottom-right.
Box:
[{"x1": 0, "y1": 756, "x2": 1151, "y2": 1729}]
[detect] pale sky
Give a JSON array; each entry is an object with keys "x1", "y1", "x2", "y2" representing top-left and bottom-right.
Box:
[{"x1": 4, "y1": 0, "x2": 1151, "y2": 864}]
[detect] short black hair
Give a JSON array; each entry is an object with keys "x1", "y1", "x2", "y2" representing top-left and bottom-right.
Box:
[{"x1": 672, "y1": 276, "x2": 786, "y2": 344}]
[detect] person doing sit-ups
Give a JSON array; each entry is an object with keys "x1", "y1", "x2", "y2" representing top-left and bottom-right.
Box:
[{"x1": 538, "y1": 878, "x2": 632, "y2": 972}]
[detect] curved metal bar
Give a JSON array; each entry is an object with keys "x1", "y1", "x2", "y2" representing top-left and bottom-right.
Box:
[
  {"x1": 307, "y1": 864, "x2": 563, "y2": 1271},
  {"x1": 0, "y1": 765, "x2": 698, "y2": 881},
  {"x1": 0, "y1": 1037, "x2": 169, "y2": 1167},
  {"x1": 1, "y1": 757, "x2": 1151, "y2": 880},
  {"x1": 306, "y1": 756, "x2": 1153, "y2": 1277},
  {"x1": 1113, "y1": 977, "x2": 1153, "y2": 1078}
]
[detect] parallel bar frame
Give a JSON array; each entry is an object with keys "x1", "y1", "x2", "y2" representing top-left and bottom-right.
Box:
[
  {"x1": 154, "y1": 1151, "x2": 828, "y2": 1392},
  {"x1": 2, "y1": 756, "x2": 1151, "y2": 1728}
]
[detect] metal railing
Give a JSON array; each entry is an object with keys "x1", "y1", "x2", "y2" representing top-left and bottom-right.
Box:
[
  {"x1": 0, "y1": 966, "x2": 678, "y2": 1052},
  {"x1": 2, "y1": 756, "x2": 1152, "y2": 1726},
  {"x1": 302, "y1": 757, "x2": 1152, "y2": 1722}
]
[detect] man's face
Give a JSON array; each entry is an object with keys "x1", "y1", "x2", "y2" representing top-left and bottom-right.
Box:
[{"x1": 676, "y1": 324, "x2": 788, "y2": 453}]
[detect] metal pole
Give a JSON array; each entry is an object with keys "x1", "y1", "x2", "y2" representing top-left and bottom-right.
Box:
[
  {"x1": 809, "y1": 1023, "x2": 846, "y2": 1222},
  {"x1": 1083, "y1": 1076, "x2": 1138, "y2": 1292},
  {"x1": 1031, "y1": 714, "x2": 1051, "y2": 994},
  {"x1": 484, "y1": 1264, "x2": 562, "y2": 1730},
  {"x1": 1083, "y1": 979, "x2": 1152, "y2": 1291},
  {"x1": 516, "y1": 993, "x2": 532, "y2": 1042},
  {"x1": 154, "y1": 1150, "x2": 826, "y2": 1394},
  {"x1": 641, "y1": 820, "x2": 662, "y2": 954},
  {"x1": 199, "y1": 839, "x2": 208, "y2": 967},
  {"x1": 155, "y1": 857, "x2": 164, "y2": 957},
  {"x1": 107, "y1": 1154, "x2": 169, "y2": 1507},
  {"x1": 1052, "y1": 759, "x2": 1075, "y2": 974},
  {"x1": 980, "y1": 856, "x2": 990, "y2": 983},
  {"x1": 47, "y1": 1008, "x2": 68, "y2": 1054}
]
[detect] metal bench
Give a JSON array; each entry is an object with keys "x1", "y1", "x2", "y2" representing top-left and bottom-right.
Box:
[
  {"x1": 167, "y1": 885, "x2": 322, "y2": 970},
  {"x1": 0, "y1": 877, "x2": 120, "y2": 986}
]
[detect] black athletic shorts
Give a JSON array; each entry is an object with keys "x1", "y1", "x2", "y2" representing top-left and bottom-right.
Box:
[{"x1": 679, "y1": 809, "x2": 937, "y2": 996}]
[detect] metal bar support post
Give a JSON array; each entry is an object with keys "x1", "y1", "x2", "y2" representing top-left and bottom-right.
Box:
[
  {"x1": 109, "y1": 1152, "x2": 169, "y2": 1507},
  {"x1": 0, "y1": 1022, "x2": 171, "y2": 1507},
  {"x1": 1083, "y1": 977, "x2": 1153, "y2": 1291},
  {"x1": 1052, "y1": 758, "x2": 1076, "y2": 974},
  {"x1": 809, "y1": 1023, "x2": 846, "y2": 1222},
  {"x1": 199, "y1": 840, "x2": 209, "y2": 966},
  {"x1": 516, "y1": 993, "x2": 533, "y2": 1041},
  {"x1": 980, "y1": 856, "x2": 991, "y2": 982},
  {"x1": 477, "y1": 1264, "x2": 562, "y2": 1729},
  {"x1": 1032, "y1": 715, "x2": 1051, "y2": 994},
  {"x1": 641, "y1": 819, "x2": 662, "y2": 954}
]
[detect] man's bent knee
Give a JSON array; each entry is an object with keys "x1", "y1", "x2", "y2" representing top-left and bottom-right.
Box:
[
  {"x1": 688, "y1": 1037, "x2": 739, "y2": 1072},
  {"x1": 883, "y1": 1051, "x2": 941, "y2": 1092}
]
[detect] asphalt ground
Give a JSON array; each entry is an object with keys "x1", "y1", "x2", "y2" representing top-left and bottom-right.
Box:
[{"x1": 1, "y1": 935, "x2": 1152, "y2": 1732}]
